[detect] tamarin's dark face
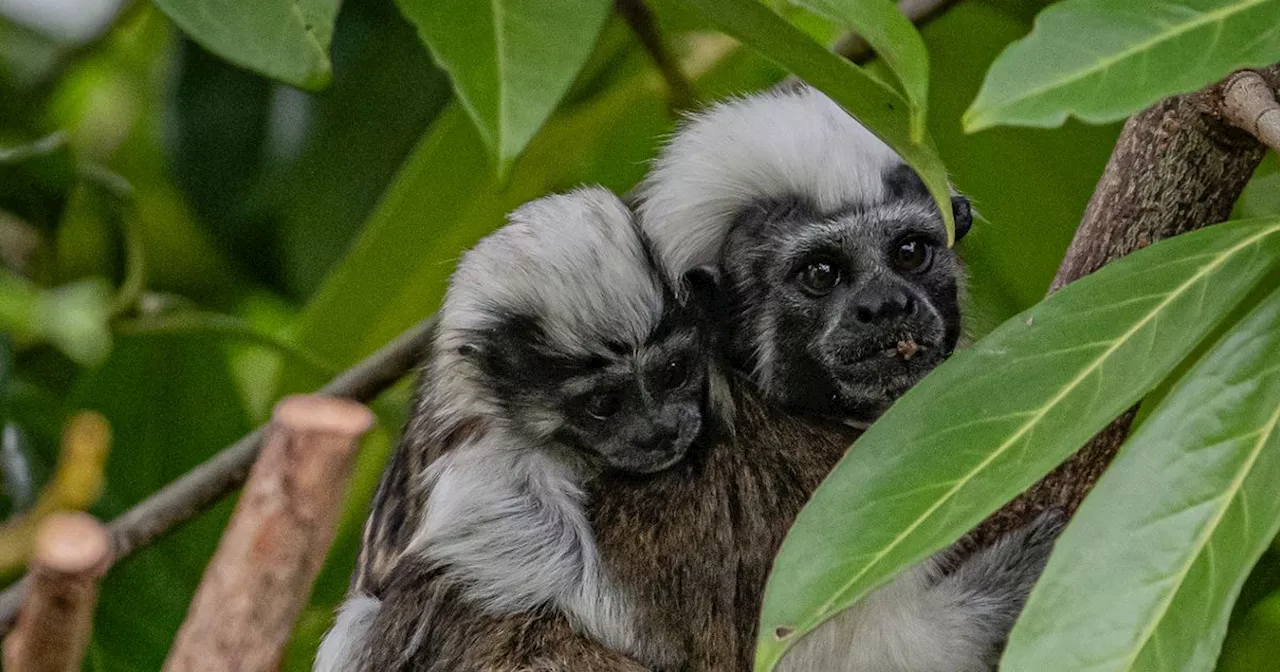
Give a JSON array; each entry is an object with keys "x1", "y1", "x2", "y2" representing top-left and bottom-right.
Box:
[
  {"x1": 720, "y1": 167, "x2": 972, "y2": 423},
  {"x1": 467, "y1": 303, "x2": 709, "y2": 474}
]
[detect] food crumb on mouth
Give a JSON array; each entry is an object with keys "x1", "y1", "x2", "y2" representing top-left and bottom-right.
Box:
[{"x1": 896, "y1": 339, "x2": 920, "y2": 360}]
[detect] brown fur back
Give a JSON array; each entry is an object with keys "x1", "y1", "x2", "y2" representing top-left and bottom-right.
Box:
[
  {"x1": 590, "y1": 378, "x2": 856, "y2": 670},
  {"x1": 354, "y1": 374, "x2": 858, "y2": 671}
]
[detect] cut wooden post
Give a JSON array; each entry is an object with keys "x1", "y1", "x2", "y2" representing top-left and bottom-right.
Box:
[
  {"x1": 2, "y1": 512, "x2": 110, "y2": 672},
  {"x1": 163, "y1": 395, "x2": 375, "y2": 672}
]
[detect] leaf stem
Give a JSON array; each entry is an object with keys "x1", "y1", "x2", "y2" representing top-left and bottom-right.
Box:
[{"x1": 614, "y1": 0, "x2": 698, "y2": 112}]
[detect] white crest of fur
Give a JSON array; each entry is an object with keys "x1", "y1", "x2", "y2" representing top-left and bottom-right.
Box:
[
  {"x1": 636, "y1": 85, "x2": 904, "y2": 286},
  {"x1": 440, "y1": 185, "x2": 663, "y2": 359},
  {"x1": 422, "y1": 185, "x2": 666, "y2": 447},
  {"x1": 314, "y1": 595, "x2": 381, "y2": 672}
]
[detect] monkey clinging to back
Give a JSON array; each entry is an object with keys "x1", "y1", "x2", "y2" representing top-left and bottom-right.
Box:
[{"x1": 316, "y1": 186, "x2": 719, "y2": 671}]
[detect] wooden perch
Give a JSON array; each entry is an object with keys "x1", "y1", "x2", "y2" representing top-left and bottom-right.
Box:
[
  {"x1": 970, "y1": 65, "x2": 1280, "y2": 547},
  {"x1": 2, "y1": 512, "x2": 110, "y2": 672},
  {"x1": 1220, "y1": 70, "x2": 1280, "y2": 155},
  {"x1": 163, "y1": 395, "x2": 374, "y2": 672},
  {"x1": 0, "y1": 316, "x2": 434, "y2": 635}
]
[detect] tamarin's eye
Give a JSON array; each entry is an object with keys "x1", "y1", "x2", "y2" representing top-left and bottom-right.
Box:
[
  {"x1": 582, "y1": 389, "x2": 623, "y2": 421},
  {"x1": 658, "y1": 357, "x2": 690, "y2": 391},
  {"x1": 797, "y1": 258, "x2": 842, "y2": 296},
  {"x1": 891, "y1": 236, "x2": 933, "y2": 272}
]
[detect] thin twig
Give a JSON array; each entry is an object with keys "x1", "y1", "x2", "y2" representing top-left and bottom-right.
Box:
[
  {"x1": 1220, "y1": 70, "x2": 1280, "y2": 154},
  {"x1": 616, "y1": 0, "x2": 698, "y2": 112},
  {"x1": 2, "y1": 513, "x2": 109, "y2": 672},
  {"x1": 163, "y1": 396, "x2": 374, "y2": 672},
  {"x1": 0, "y1": 316, "x2": 437, "y2": 634}
]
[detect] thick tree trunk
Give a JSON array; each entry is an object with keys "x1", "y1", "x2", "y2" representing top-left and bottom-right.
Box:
[{"x1": 970, "y1": 65, "x2": 1280, "y2": 547}]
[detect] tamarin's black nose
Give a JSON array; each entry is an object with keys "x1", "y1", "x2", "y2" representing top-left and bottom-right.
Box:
[
  {"x1": 635, "y1": 424, "x2": 679, "y2": 453},
  {"x1": 854, "y1": 288, "x2": 916, "y2": 324}
]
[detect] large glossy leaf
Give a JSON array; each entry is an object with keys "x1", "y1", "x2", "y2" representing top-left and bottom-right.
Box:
[
  {"x1": 756, "y1": 218, "x2": 1280, "y2": 672},
  {"x1": 673, "y1": 0, "x2": 956, "y2": 240},
  {"x1": 394, "y1": 0, "x2": 612, "y2": 175},
  {"x1": 794, "y1": 0, "x2": 930, "y2": 141},
  {"x1": 1004, "y1": 285, "x2": 1280, "y2": 672},
  {"x1": 151, "y1": 0, "x2": 340, "y2": 90},
  {"x1": 965, "y1": 0, "x2": 1280, "y2": 132}
]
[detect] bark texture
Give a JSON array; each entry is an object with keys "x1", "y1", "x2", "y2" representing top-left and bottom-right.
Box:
[
  {"x1": 970, "y1": 65, "x2": 1280, "y2": 547},
  {"x1": 162, "y1": 395, "x2": 374, "y2": 672}
]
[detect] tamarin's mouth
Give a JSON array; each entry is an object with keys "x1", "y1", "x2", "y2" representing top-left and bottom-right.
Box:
[
  {"x1": 874, "y1": 337, "x2": 926, "y2": 361},
  {"x1": 884, "y1": 339, "x2": 921, "y2": 360}
]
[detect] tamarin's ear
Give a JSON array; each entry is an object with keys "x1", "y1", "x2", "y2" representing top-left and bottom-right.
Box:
[
  {"x1": 952, "y1": 196, "x2": 974, "y2": 242},
  {"x1": 682, "y1": 265, "x2": 723, "y2": 317}
]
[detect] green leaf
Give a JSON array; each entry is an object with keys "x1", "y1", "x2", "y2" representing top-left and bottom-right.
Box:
[
  {"x1": 394, "y1": 0, "x2": 613, "y2": 174},
  {"x1": 1004, "y1": 286, "x2": 1280, "y2": 672},
  {"x1": 151, "y1": 0, "x2": 341, "y2": 90},
  {"x1": 673, "y1": 0, "x2": 955, "y2": 241},
  {"x1": 965, "y1": 0, "x2": 1280, "y2": 132},
  {"x1": 756, "y1": 218, "x2": 1280, "y2": 672},
  {"x1": 792, "y1": 0, "x2": 930, "y2": 141}
]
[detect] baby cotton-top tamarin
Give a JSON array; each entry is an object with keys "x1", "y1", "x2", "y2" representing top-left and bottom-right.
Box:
[{"x1": 317, "y1": 187, "x2": 718, "y2": 671}]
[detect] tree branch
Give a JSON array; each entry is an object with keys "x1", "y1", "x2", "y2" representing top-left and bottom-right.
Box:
[
  {"x1": 969, "y1": 65, "x2": 1280, "y2": 547},
  {"x1": 163, "y1": 396, "x2": 373, "y2": 672},
  {"x1": 0, "y1": 316, "x2": 437, "y2": 635},
  {"x1": 616, "y1": 0, "x2": 699, "y2": 112},
  {"x1": 2, "y1": 513, "x2": 109, "y2": 672}
]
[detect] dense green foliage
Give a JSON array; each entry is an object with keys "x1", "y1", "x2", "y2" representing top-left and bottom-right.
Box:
[{"x1": 0, "y1": 0, "x2": 1276, "y2": 670}]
